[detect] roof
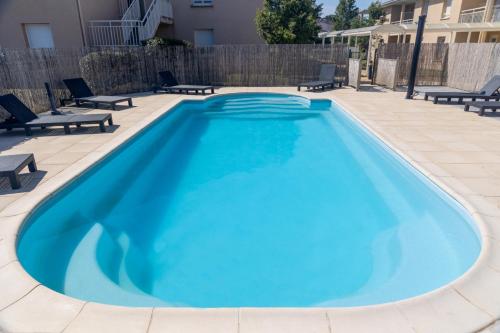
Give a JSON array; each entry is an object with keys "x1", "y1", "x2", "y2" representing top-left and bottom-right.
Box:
[
  {"x1": 319, "y1": 22, "x2": 500, "y2": 38},
  {"x1": 380, "y1": 0, "x2": 416, "y2": 8},
  {"x1": 322, "y1": 24, "x2": 406, "y2": 38}
]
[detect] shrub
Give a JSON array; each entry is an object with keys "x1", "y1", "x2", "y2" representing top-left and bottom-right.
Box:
[{"x1": 78, "y1": 50, "x2": 142, "y2": 94}]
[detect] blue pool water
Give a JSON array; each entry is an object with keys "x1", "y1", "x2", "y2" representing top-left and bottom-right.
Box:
[{"x1": 18, "y1": 93, "x2": 480, "y2": 307}]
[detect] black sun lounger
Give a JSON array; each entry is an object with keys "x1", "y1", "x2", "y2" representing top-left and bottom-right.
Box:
[
  {"x1": 424, "y1": 75, "x2": 500, "y2": 104},
  {"x1": 63, "y1": 78, "x2": 133, "y2": 110},
  {"x1": 0, "y1": 94, "x2": 113, "y2": 136},
  {"x1": 153, "y1": 71, "x2": 215, "y2": 95},
  {"x1": 297, "y1": 64, "x2": 343, "y2": 91},
  {"x1": 464, "y1": 101, "x2": 500, "y2": 116},
  {"x1": 0, "y1": 154, "x2": 37, "y2": 189}
]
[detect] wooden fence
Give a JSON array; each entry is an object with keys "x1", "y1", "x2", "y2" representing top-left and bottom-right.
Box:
[
  {"x1": 0, "y1": 44, "x2": 349, "y2": 113},
  {"x1": 376, "y1": 43, "x2": 448, "y2": 86},
  {"x1": 447, "y1": 43, "x2": 500, "y2": 92},
  {"x1": 375, "y1": 59, "x2": 398, "y2": 90},
  {"x1": 348, "y1": 59, "x2": 361, "y2": 91}
]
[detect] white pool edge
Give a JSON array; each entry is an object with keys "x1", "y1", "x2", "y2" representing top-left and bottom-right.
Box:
[{"x1": 1, "y1": 90, "x2": 500, "y2": 333}]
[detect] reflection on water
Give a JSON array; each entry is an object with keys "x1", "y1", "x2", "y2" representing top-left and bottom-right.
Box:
[{"x1": 18, "y1": 94, "x2": 480, "y2": 307}]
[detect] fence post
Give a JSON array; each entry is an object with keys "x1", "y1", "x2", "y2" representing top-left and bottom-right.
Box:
[{"x1": 406, "y1": 14, "x2": 426, "y2": 99}]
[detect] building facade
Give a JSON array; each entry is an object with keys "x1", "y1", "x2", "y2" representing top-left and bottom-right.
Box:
[
  {"x1": 380, "y1": 0, "x2": 500, "y2": 43},
  {"x1": 160, "y1": 0, "x2": 264, "y2": 45},
  {"x1": 0, "y1": 0, "x2": 264, "y2": 49},
  {"x1": 320, "y1": 0, "x2": 500, "y2": 45}
]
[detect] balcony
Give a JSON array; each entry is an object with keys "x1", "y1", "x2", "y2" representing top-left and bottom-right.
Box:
[
  {"x1": 88, "y1": 0, "x2": 173, "y2": 46},
  {"x1": 459, "y1": 6, "x2": 485, "y2": 23},
  {"x1": 390, "y1": 11, "x2": 415, "y2": 24},
  {"x1": 492, "y1": 4, "x2": 500, "y2": 22}
]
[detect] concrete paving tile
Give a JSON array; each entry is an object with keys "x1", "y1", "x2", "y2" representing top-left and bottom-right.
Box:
[
  {"x1": 0, "y1": 285, "x2": 84, "y2": 333},
  {"x1": 149, "y1": 308, "x2": 238, "y2": 333},
  {"x1": 63, "y1": 303, "x2": 151, "y2": 333},
  {"x1": 239, "y1": 309, "x2": 329, "y2": 333}
]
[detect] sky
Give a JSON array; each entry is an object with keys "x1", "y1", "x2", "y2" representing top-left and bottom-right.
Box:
[{"x1": 320, "y1": 0, "x2": 373, "y2": 16}]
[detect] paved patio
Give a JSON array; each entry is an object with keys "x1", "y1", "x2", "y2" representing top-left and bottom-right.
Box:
[{"x1": 1, "y1": 86, "x2": 500, "y2": 332}]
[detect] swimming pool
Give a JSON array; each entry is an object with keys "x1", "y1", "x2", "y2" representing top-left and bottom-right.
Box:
[{"x1": 17, "y1": 93, "x2": 481, "y2": 308}]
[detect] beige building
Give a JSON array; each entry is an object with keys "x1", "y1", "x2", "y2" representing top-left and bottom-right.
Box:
[
  {"x1": 160, "y1": 0, "x2": 264, "y2": 45},
  {"x1": 0, "y1": 0, "x2": 263, "y2": 49},
  {"x1": 320, "y1": 0, "x2": 500, "y2": 44}
]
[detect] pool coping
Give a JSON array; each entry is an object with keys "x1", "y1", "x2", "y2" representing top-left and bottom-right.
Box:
[{"x1": 1, "y1": 89, "x2": 500, "y2": 332}]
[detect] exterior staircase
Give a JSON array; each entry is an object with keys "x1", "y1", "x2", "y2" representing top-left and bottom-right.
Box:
[{"x1": 88, "y1": 0, "x2": 173, "y2": 46}]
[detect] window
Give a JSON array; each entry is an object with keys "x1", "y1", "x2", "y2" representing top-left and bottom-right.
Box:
[
  {"x1": 192, "y1": 0, "x2": 213, "y2": 7},
  {"x1": 437, "y1": 36, "x2": 446, "y2": 43},
  {"x1": 194, "y1": 29, "x2": 214, "y2": 46},
  {"x1": 441, "y1": 0, "x2": 452, "y2": 18},
  {"x1": 24, "y1": 24, "x2": 54, "y2": 48}
]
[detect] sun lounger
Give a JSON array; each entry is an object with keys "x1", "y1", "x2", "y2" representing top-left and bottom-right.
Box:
[
  {"x1": 63, "y1": 78, "x2": 133, "y2": 110},
  {"x1": 464, "y1": 101, "x2": 500, "y2": 116},
  {"x1": 424, "y1": 75, "x2": 500, "y2": 104},
  {"x1": 297, "y1": 64, "x2": 343, "y2": 91},
  {"x1": 153, "y1": 71, "x2": 215, "y2": 95},
  {"x1": 0, "y1": 154, "x2": 37, "y2": 189},
  {"x1": 0, "y1": 94, "x2": 113, "y2": 136}
]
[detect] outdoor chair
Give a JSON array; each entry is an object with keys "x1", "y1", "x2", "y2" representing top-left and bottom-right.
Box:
[
  {"x1": 464, "y1": 101, "x2": 500, "y2": 116},
  {"x1": 63, "y1": 78, "x2": 133, "y2": 110},
  {"x1": 297, "y1": 64, "x2": 343, "y2": 92},
  {"x1": 423, "y1": 75, "x2": 500, "y2": 104},
  {"x1": 0, "y1": 94, "x2": 113, "y2": 136},
  {"x1": 153, "y1": 71, "x2": 215, "y2": 95}
]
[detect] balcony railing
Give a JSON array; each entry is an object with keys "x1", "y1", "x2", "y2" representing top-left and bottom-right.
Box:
[
  {"x1": 88, "y1": 0, "x2": 173, "y2": 46},
  {"x1": 492, "y1": 4, "x2": 500, "y2": 22},
  {"x1": 390, "y1": 11, "x2": 415, "y2": 24},
  {"x1": 459, "y1": 6, "x2": 486, "y2": 23},
  {"x1": 88, "y1": 21, "x2": 142, "y2": 46}
]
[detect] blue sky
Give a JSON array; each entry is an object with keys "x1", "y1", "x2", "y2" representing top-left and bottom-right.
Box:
[{"x1": 321, "y1": 0, "x2": 373, "y2": 16}]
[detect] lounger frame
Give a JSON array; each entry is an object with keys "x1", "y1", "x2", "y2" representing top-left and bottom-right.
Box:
[
  {"x1": 0, "y1": 154, "x2": 37, "y2": 189},
  {"x1": 0, "y1": 115, "x2": 113, "y2": 136},
  {"x1": 63, "y1": 78, "x2": 133, "y2": 110},
  {"x1": 154, "y1": 85, "x2": 215, "y2": 95},
  {"x1": 424, "y1": 93, "x2": 500, "y2": 104},
  {"x1": 0, "y1": 94, "x2": 113, "y2": 136},
  {"x1": 297, "y1": 81, "x2": 342, "y2": 91},
  {"x1": 464, "y1": 101, "x2": 500, "y2": 116}
]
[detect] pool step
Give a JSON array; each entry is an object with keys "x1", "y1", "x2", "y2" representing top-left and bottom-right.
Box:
[{"x1": 63, "y1": 223, "x2": 164, "y2": 306}]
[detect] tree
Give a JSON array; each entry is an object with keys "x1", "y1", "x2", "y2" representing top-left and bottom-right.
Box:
[
  {"x1": 256, "y1": 0, "x2": 323, "y2": 44},
  {"x1": 330, "y1": 0, "x2": 359, "y2": 31},
  {"x1": 367, "y1": 1, "x2": 385, "y2": 24}
]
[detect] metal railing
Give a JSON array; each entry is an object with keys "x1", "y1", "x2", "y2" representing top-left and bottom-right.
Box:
[
  {"x1": 459, "y1": 6, "x2": 486, "y2": 23},
  {"x1": 88, "y1": 0, "x2": 173, "y2": 46},
  {"x1": 492, "y1": 4, "x2": 500, "y2": 22},
  {"x1": 121, "y1": 0, "x2": 142, "y2": 44},
  {"x1": 88, "y1": 20, "x2": 142, "y2": 46},
  {"x1": 140, "y1": 0, "x2": 173, "y2": 41},
  {"x1": 118, "y1": 0, "x2": 132, "y2": 16},
  {"x1": 390, "y1": 11, "x2": 415, "y2": 24}
]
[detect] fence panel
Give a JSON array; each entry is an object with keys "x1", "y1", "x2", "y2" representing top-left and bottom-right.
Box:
[
  {"x1": 348, "y1": 59, "x2": 361, "y2": 90},
  {"x1": 447, "y1": 43, "x2": 500, "y2": 91},
  {"x1": 375, "y1": 58, "x2": 398, "y2": 90},
  {"x1": 377, "y1": 43, "x2": 448, "y2": 86},
  {"x1": 0, "y1": 44, "x2": 349, "y2": 113}
]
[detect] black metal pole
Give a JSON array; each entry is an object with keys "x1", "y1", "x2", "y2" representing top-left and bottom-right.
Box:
[
  {"x1": 44, "y1": 82, "x2": 62, "y2": 115},
  {"x1": 406, "y1": 15, "x2": 426, "y2": 99}
]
